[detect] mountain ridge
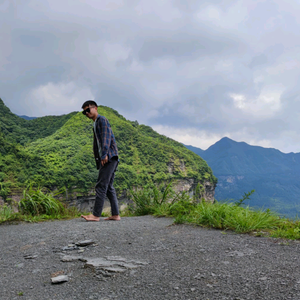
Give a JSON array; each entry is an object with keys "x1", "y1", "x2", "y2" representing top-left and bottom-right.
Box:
[
  {"x1": 186, "y1": 137, "x2": 300, "y2": 218},
  {"x1": 17, "y1": 115, "x2": 37, "y2": 120}
]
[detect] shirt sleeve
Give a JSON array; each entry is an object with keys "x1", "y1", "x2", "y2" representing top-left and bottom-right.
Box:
[{"x1": 99, "y1": 117, "x2": 112, "y2": 160}]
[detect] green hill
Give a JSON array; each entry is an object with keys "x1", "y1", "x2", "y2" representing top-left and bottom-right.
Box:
[{"x1": 0, "y1": 99, "x2": 217, "y2": 201}]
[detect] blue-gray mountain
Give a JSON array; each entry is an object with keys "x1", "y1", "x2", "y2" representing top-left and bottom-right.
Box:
[
  {"x1": 186, "y1": 137, "x2": 300, "y2": 218},
  {"x1": 18, "y1": 115, "x2": 37, "y2": 120}
]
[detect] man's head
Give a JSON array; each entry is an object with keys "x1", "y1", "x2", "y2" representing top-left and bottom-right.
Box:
[{"x1": 82, "y1": 100, "x2": 98, "y2": 120}]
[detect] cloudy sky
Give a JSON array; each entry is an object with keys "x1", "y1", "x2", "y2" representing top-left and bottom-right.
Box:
[{"x1": 1, "y1": 0, "x2": 300, "y2": 153}]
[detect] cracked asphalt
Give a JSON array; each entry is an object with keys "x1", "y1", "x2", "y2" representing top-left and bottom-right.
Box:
[{"x1": 1, "y1": 215, "x2": 300, "y2": 300}]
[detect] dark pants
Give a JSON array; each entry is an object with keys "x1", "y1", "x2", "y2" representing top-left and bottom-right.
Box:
[{"x1": 93, "y1": 157, "x2": 119, "y2": 217}]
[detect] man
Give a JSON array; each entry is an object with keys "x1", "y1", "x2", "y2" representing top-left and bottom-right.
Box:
[{"x1": 81, "y1": 100, "x2": 121, "y2": 221}]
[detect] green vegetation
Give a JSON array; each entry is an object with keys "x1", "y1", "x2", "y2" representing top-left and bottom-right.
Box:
[
  {"x1": 0, "y1": 204, "x2": 15, "y2": 222},
  {"x1": 127, "y1": 185, "x2": 300, "y2": 240},
  {"x1": 19, "y1": 186, "x2": 65, "y2": 216},
  {"x1": 0, "y1": 188, "x2": 81, "y2": 224},
  {"x1": 0, "y1": 98, "x2": 216, "y2": 200},
  {"x1": 127, "y1": 182, "x2": 182, "y2": 216}
]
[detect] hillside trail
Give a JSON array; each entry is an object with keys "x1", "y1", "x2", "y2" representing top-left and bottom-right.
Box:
[{"x1": 1, "y1": 215, "x2": 300, "y2": 300}]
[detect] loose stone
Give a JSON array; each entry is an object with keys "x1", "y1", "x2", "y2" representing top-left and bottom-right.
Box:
[
  {"x1": 76, "y1": 240, "x2": 94, "y2": 246},
  {"x1": 51, "y1": 275, "x2": 69, "y2": 284},
  {"x1": 24, "y1": 254, "x2": 38, "y2": 259},
  {"x1": 62, "y1": 245, "x2": 78, "y2": 251},
  {"x1": 61, "y1": 255, "x2": 82, "y2": 262}
]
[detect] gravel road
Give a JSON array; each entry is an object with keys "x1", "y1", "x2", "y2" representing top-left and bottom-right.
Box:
[{"x1": 1, "y1": 216, "x2": 300, "y2": 300}]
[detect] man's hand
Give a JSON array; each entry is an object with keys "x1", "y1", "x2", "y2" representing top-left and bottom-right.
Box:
[{"x1": 101, "y1": 155, "x2": 108, "y2": 166}]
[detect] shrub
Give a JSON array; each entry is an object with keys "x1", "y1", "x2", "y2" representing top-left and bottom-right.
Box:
[
  {"x1": 19, "y1": 186, "x2": 65, "y2": 216},
  {"x1": 0, "y1": 204, "x2": 15, "y2": 222},
  {"x1": 128, "y1": 182, "x2": 175, "y2": 216}
]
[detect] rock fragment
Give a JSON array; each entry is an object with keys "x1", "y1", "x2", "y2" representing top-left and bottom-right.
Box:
[
  {"x1": 82, "y1": 256, "x2": 148, "y2": 278},
  {"x1": 51, "y1": 275, "x2": 69, "y2": 284},
  {"x1": 24, "y1": 254, "x2": 38, "y2": 259},
  {"x1": 259, "y1": 277, "x2": 268, "y2": 281},
  {"x1": 61, "y1": 255, "x2": 82, "y2": 262},
  {"x1": 62, "y1": 245, "x2": 78, "y2": 251},
  {"x1": 76, "y1": 240, "x2": 94, "y2": 246}
]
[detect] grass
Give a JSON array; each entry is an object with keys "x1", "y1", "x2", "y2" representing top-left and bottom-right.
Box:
[
  {"x1": 176, "y1": 200, "x2": 279, "y2": 233},
  {"x1": 0, "y1": 204, "x2": 15, "y2": 222},
  {"x1": 127, "y1": 182, "x2": 175, "y2": 216},
  {"x1": 2, "y1": 184, "x2": 300, "y2": 241},
  {"x1": 126, "y1": 184, "x2": 300, "y2": 240},
  {"x1": 0, "y1": 187, "x2": 81, "y2": 224}
]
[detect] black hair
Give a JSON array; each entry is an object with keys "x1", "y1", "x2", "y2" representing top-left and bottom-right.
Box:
[{"x1": 82, "y1": 100, "x2": 98, "y2": 109}]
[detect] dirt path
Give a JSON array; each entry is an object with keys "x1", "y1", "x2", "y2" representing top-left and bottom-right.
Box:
[{"x1": 1, "y1": 216, "x2": 300, "y2": 300}]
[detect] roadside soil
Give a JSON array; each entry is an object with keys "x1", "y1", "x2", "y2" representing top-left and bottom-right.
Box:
[{"x1": 1, "y1": 215, "x2": 300, "y2": 300}]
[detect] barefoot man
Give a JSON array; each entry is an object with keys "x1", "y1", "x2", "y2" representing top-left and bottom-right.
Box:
[{"x1": 81, "y1": 100, "x2": 121, "y2": 221}]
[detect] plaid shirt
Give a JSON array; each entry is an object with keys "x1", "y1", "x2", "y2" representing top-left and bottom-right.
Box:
[{"x1": 93, "y1": 114, "x2": 118, "y2": 169}]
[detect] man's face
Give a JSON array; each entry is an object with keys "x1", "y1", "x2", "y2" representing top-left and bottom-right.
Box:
[{"x1": 82, "y1": 105, "x2": 97, "y2": 120}]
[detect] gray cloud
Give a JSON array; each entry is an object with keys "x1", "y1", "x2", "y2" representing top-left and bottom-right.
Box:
[{"x1": 1, "y1": 0, "x2": 300, "y2": 152}]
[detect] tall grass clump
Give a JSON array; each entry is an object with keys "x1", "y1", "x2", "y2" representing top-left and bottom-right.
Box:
[
  {"x1": 270, "y1": 218, "x2": 300, "y2": 239},
  {"x1": 0, "y1": 186, "x2": 81, "y2": 224},
  {"x1": 19, "y1": 186, "x2": 65, "y2": 216},
  {"x1": 128, "y1": 182, "x2": 175, "y2": 216},
  {"x1": 183, "y1": 200, "x2": 279, "y2": 233},
  {"x1": 0, "y1": 204, "x2": 15, "y2": 222}
]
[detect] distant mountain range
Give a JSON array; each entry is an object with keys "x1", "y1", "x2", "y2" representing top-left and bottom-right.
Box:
[
  {"x1": 17, "y1": 115, "x2": 37, "y2": 120},
  {"x1": 186, "y1": 137, "x2": 300, "y2": 218}
]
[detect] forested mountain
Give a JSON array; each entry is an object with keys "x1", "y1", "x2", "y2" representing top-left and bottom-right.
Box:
[
  {"x1": 0, "y1": 99, "x2": 216, "y2": 201},
  {"x1": 186, "y1": 137, "x2": 300, "y2": 218},
  {"x1": 0, "y1": 99, "x2": 77, "y2": 145}
]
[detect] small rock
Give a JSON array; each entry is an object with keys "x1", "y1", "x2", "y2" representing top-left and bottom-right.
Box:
[
  {"x1": 259, "y1": 277, "x2": 267, "y2": 281},
  {"x1": 24, "y1": 254, "x2": 38, "y2": 259},
  {"x1": 61, "y1": 255, "x2": 82, "y2": 262},
  {"x1": 76, "y1": 240, "x2": 94, "y2": 247},
  {"x1": 191, "y1": 288, "x2": 196, "y2": 292},
  {"x1": 102, "y1": 267, "x2": 126, "y2": 273},
  {"x1": 62, "y1": 246, "x2": 78, "y2": 251},
  {"x1": 51, "y1": 275, "x2": 68, "y2": 284}
]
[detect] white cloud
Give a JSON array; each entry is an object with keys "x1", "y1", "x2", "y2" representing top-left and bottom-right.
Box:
[
  {"x1": 134, "y1": 0, "x2": 182, "y2": 22},
  {"x1": 194, "y1": 1, "x2": 248, "y2": 29},
  {"x1": 230, "y1": 88, "x2": 282, "y2": 118},
  {"x1": 22, "y1": 82, "x2": 94, "y2": 116},
  {"x1": 152, "y1": 125, "x2": 226, "y2": 150}
]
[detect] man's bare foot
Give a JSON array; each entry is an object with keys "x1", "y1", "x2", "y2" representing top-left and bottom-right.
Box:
[
  {"x1": 104, "y1": 215, "x2": 121, "y2": 221},
  {"x1": 81, "y1": 214, "x2": 100, "y2": 222}
]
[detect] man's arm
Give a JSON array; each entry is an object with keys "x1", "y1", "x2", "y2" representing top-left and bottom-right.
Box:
[{"x1": 98, "y1": 117, "x2": 112, "y2": 164}]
